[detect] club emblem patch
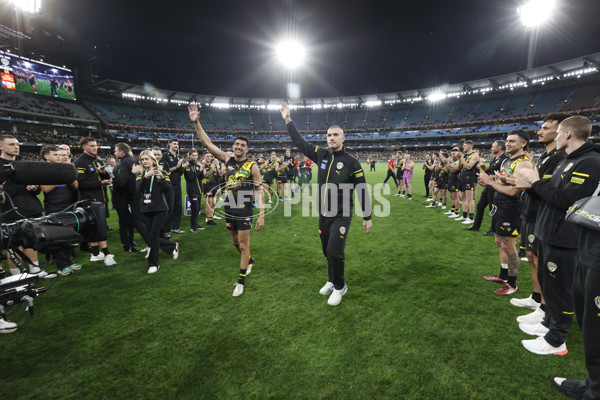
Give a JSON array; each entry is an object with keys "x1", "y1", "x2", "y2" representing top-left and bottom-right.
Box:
[
  {"x1": 547, "y1": 262, "x2": 557, "y2": 273},
  {"x1": 528, "y1": 234, "x2": 535, "y2": 243},
  {"x1": 339, "y1": 226, "x2": 346, "y2": 235},
  {"x1": 337, "y1": 162, "x2": 344, "y2": 170},
  {"x1": 564, "y1": 162, "x2": 573, "y2": 172},
  {"x1": 595, "y1": 296, "x2": 600, "y2": 309}
]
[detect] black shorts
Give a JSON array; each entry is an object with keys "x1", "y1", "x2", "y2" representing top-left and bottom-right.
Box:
[
  {"x1": 436, "y1": 177, "x2": 448, "y2": 190},
  {"x1": 277, "y1": 175, "x2": 288, "y2": 183},
  {"x1": 448, "y1": 176, "x2": 459, "y2": 192},
  {"x1": 263, "y1": 173, "x2": 275, "y2": 185},
  {"x1": 287, "y1": 173, "x2": 295, "y2": 182},
  {"x1": 492, "y1": 205, "x2": 522, "y2": 237},
  {"x1": 203, "y1": 182, "x2": 218, "y2": 197},
  {"x1": 225, "y1": 209, "x2": 253, "y2": 231},
  {"x1": 520, "y1": 220, "x2": 538, "y2": 253},
  {"x1": 458, "y1": 178, "x2": 474, "y2": 192}
]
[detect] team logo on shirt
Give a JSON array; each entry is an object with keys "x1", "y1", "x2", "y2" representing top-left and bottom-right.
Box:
[
  {"x1": 547, "y1": 262, "x2": 558, "y2": 273},
  {"x1": 528, "y1": 234, "x2": 535, "y2": 243},
  {"x1": 564, "y1": 162, "x2": 573, "y2": 172},
  {"x1": 595, "y1": 296, "x2": 600, "y2": 309},
  {"x1": 339, "y1": 226, "x2": 346, "y2": 235},
  {"x1": 337, "y1": 162, "x2": 344, "y2": 170}
]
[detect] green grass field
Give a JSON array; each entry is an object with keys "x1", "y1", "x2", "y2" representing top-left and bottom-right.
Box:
[
  {"x1": 1, "y1": 162, "x2": 587, "y2": 399},
  {"x1": 16, "y1": 80, "x2": 76, "y2": 101}
]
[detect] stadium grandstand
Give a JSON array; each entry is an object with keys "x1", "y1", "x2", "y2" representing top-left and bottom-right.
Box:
[{"x1": 2, "y1": 52, "x2": 600, "y2": 160}]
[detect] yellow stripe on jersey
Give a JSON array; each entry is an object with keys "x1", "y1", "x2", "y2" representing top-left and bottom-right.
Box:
[{"x1": 572, "y1": 172, "x2": 590, "y2": 177}]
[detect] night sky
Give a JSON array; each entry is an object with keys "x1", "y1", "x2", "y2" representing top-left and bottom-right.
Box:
[{"x1": 41, "y1": 0, "x2": 600, "y2": 98}]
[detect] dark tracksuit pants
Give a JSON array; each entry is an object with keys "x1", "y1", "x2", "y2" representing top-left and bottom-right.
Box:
[
  {"x1": 171, "y1": 184, "x2": 183, "y2": 230},
  {"x1": 471, "y1": 186, "x2": 494, "y2": 231},
  {"x1": 319, "y1": 216, "x2": 351, "y2": 290},
  {"x1": 538, "y1": 241, "x2": 576, "y2": 347},
  {"x1": 188, "y1": 192, "x2": 201, "y2": 229},
  {"x1": 424, "y1": 171, "x2": 432, "y2": 197},
  {"x1": 143, "y1": 211, "x2": 176, "y2": 267},
  {"x1": 114, "y1": 198, "x2": 134, "y2": 249},
  {"x1": 383, "y1": 170, "x2": 397, "y2": 187},
  {"x1": 573, "y1": 263, "x2": 600, "y2": 400}
]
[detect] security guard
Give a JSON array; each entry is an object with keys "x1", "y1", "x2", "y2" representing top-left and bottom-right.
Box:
[
  {"x1": 512, "y1": 116, "x2": 600, "y2": 359},
  {"x1": 281, "y1": 102, "x2": 372, "y2": 307},
  {"x1": 184, "y1": 149, "x2": 204, "y2": 232},
  {"x1": 74, "y1": 137, "x2": 116, "y2": 266}
]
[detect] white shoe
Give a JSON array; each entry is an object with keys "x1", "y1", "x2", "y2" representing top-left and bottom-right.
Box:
[
  {"x1": 426, "y1": 198, "x2": 433, "y2": 202},
  {"x1": 448, "y1": 213, "x2": 459, "y2": 218},
  {"x1": 510, "y1": 295, "x2": 541, "y2": 310},
  {"x1": 38, "y1": 271, "x2": 57, "y2": 279},
  {"x1": 455, "y1": 216, "x2": 466, "y2": 221},
  {"x1": 104, "y1": 254, "x2": 117, "y2": 266},
  {"x1": 213, "y1": 215, "x2": 222, "y2": 220},
  {"x1": 139, "y1": 246, "x2": 149, "y2": 252},
  {"x1": 327, "y1": 285, "x2": 347, "y2": 306},
  {"x1": 147, "y1": 266, "x2": 159, "y2": 274},
  {"x1": 232, "y1": 283, "x2": 244, "y2": 297},
  {"x1": 462, "y1": 218, "x2": 474, "y2": 224},
  {"x1": 319, "y1": 281, "x2": 334, "y2": 295},
  {"x1": 90, "y1": 253, "x2": 105, "y2": 262},
  {"x1": 444, "y1": 210, "x2": 454, "y2": 215},
  {"x1": 441, "y1": 205, "x2": 447, "y2": 209},
  {"x1": 399, "y1": 194, "x2": 406, "y2": 198},
  {"x1": 0, "y1": 318, "x2": 17, "y2": 334},
  {"x1": 144, "y1": 247, "x2": 151, "y2": 259},
  {"x1": 172, "y1": 243, "x2": 179, "y2": 260},
  {"x1": 521, "y1": 336, "x2": 568, "y2": 355},
  {"x1": 437, "y1": 202, "x2": 443, "y2": 207},
  {"x1": 517, "y1": 308, "x2": 546, "y2": 324},
  {"x1": 394, "y1": 193, "x2": 401, "y2": 197},
  {"x1": 247, "y1": 257, "x2": 255, "y2": 275},
  {"x1": 520, "y1": 257, "x2": 529, "y2": 262},
  {"x1": 425, "y1": 204, "x2": 436, "y2": 208},
  {"x1": 29, "y1": 265, "x2": 41, "y2": 273},
  {"x1": 519, "y1": 322, "x2": 549, "y2": 336}
]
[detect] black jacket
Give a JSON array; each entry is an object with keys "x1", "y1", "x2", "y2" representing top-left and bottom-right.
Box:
[
  {"x1": 74, "y1": 153, "x2": 109, "y2": 203},
  {"x1": 286, "y1": 121, "x2": 371, "y2": 220},
  {"x1": 112, "y1": 155, "x2": 137, "y2": 203},
  {"x1": 184, "y1": 163, "x2": 203, "y2": 197},
  {"x1": 136, "y1": 173, "x2": 171, "y2": 213},
  {"x1": 532, "y1": 141, "x2": 600, "y2": 248},
  {"x1": 163, "y1": 152, "x2": 183, "y2": 185}
]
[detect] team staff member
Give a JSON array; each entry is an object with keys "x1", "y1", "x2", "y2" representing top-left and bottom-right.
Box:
[
  {"x1": 423, "y1": 153, "x2": 434, "y2": 199},
  {"x1": 510, "y1": 113, "x2": 568, "y2": 318},
  {"x1": 112, "y1": 143, "x2": 144, "y2": 252},
  {"x1": 458, "y1": 140, "x2": 479, "y2": 224},
  {"x1": 280, "y1": 102, "x2": 372, "y2": 307},
  {"x1": 163, "y1": 139, "x2": 187, "y2": 234},
  {"x1": 136, "y1": 150, "x2": 179, "y2": 274},
  {"x1": 261, "y1": 152, "x2": 278, "y2": 204},
  {"x1": 189, "y1": 103, "x2": 264, "y2": 298},
  {"x1": 275, "y1": 154, "x2": 290, "y2": 200},
  {"x1": 447, "y1": 148, "x2": 462, "y2": 217},
  {"x1": 40, "y1": 146, "x2": 82, "y2": 275},
  {"x1": 511, "y1": 116, "x2": 600, "y2": 357},
  {"x1": 74, "y1": 137, "x2": 116, "y2": 266},
  {"x1": 465, "y1": 140, "x2": 507, "y2": 234},
  {"x1": 479, "y1": 130, "x2": 534, "y2": 296},
  {"x1": 184, "y1": 149, "x2": 205, "y2": 232},
  {"x1": 201, "y1": 152, "x2": 219, "y2": 225}
]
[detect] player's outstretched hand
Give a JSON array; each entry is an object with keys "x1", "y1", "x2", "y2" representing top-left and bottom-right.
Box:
[
  {"x1": 363, "y1": 219, "x2": 372, "y2": 234},
  {"x1": 188, "y1": 103, "x2": 200, "y2": 122},
  {"x1": 280, "y1": 102, "x2": 291, "y2": 122},
  {"x1": 255, "y1": 216, "x2": 264, "y2": 232}
]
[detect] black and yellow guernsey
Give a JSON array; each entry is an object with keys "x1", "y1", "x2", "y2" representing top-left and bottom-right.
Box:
[
  {"x1": 224, "y1": 157, "x2": 256, "y2": 216},
  {"x1": 285, "y1": 121, "x2": 372, "y2": 220}
]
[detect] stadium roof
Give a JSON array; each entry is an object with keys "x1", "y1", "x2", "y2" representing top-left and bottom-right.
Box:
[{"x1": 83, "y1": 52, "x2": 600, "y2": 108}]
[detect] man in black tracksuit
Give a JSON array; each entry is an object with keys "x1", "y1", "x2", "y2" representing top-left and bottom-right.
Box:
[
  {"x1": 513, "y1": 116, "x2": 600, "y2": 360},
  {"x1": 184, "y1": 149, "x2": 204, "y2": 232},
  {"x1": 163, "y1": 139, "x2": 185, "y2": 234},
  {"x1": 281, "y1": 102, "x2": 372, "y2": 307},
  {"x1": 113, "y1": 143, "x2": 147, "y2": 252}
]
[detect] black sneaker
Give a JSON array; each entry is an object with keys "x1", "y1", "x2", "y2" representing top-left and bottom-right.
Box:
[
  {"x1": 482, "y1": 231, "x2": 494, "y2": 236},
  {"x1": 161, "y1": 233, "x2": 172, "y2": 239},
  {"x1": 551, "y1": 376, "x2": 586, "y2": 400},
  {"x1": 207, "y1": 220, "x2": 217, "y2": 226},
  {"x1": 124, "y1": 247, "x2": 140, "y2": 253},
  {"x1": 464, "y1": 226, "x2": 479, "y2": 231},
  {"x1": 131, "y1": 241, "x2": 140, "y2": 247}
]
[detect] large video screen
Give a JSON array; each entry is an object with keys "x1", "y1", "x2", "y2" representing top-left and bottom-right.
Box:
[{"x1": 0, "y1": 50, "x2": 76, "y2": 101}]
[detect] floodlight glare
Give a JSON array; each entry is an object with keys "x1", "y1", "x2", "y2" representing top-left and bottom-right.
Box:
[
  {"x1": 427, "y1": 92, "x2": 446, "y2": 103},
  {"x1": 276, "y1": 41, "x2": 306, "y2": 69},
  {"x1": 12, "y1": 0, "x2": 42, "y2": 13},
  {"x1": 518, "y1": 0, "x2": 556, "y2": 28}
]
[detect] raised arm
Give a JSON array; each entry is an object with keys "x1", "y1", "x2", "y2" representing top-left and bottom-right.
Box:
[
  {"x1": 188, "y1": 103, "x2": 230, "y2": 163},
  {"x1": 280, "y1": 102, "x2": 323, "y2": 160}
]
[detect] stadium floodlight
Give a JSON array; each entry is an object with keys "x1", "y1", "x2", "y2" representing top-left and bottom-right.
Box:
[
  {"x1": 364, "y1": 100, "x2": 382, "y2": 107},
  {"x1": 276, "y1": 41, "x2": 306, "y2": 69},
  {"x1": 427, "y1": 92, "x2": 446, "y2": 103},
  {"x1": 12, "y1": 0, "x2": 42, "y2": 13},
  {"x1": 518, "y1": 0, "x2": 556, "y2": 28}
]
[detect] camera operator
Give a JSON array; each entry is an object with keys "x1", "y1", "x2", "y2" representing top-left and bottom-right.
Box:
[
  {"x1": 0, "y1": 134, "x2": 49, "y2": 277},
  {"x1": 74, "y1": 137, "x2": 116, "y2": 266},
  {"x1": 184, "y1": 149, "x2": 204, "y2": 232},
  {"x1": 39, "y1": 146, "x2": 83, "y2": 276},
  {"x1": 136, "y1": 150, "x2": 178, "y2": 274}
]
